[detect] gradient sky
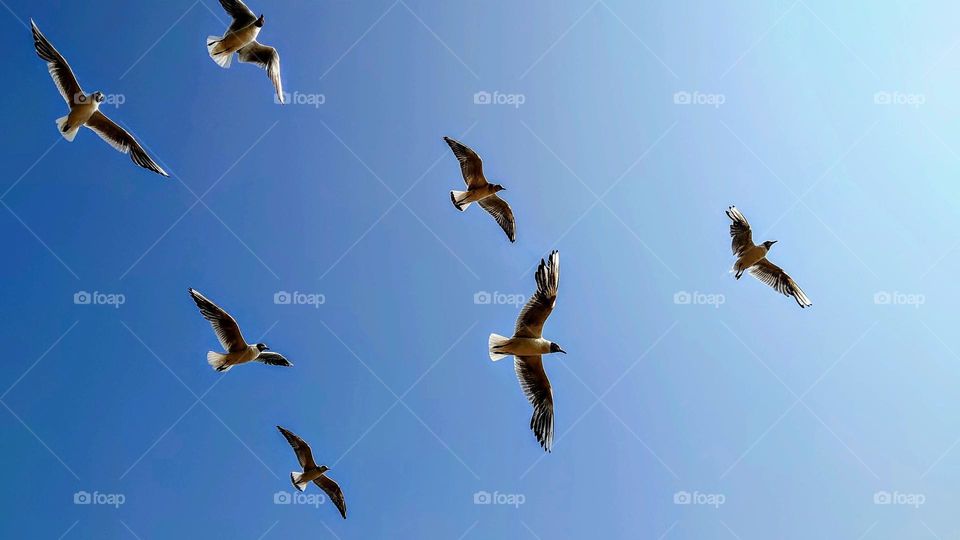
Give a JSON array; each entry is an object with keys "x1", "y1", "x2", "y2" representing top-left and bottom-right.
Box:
[{"x1": 3, "y1": 1, "x2": 960, "y2": 538}]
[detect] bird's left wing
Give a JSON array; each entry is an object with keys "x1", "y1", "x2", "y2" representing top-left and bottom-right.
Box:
[
  {"x1": 748, "y1": 259, "x2": 812, "y2": 308},
  {"x1": 515, "y1": 356, "x2": 554, "y2": 452},
  {"x1": 276, "y1": 426, "x2": 317, "y2": 469},
  {"x1": 218, "y1": 0, "x2": 258, "y2": 33},
  {"x1": 237, "y1": 42, "x2": 283, "y2": 104},
  {"x1": 256, "y1": 351, "x2": 293, "y2": 367},
  {"x1": 31, "y1": 20, "x2": 84, "y2": 104},
  {"x1": 514, "y1": 251, "x2": 559, "y2": 338},
  {"x1": 85, "y1": 112, "x2": 169, "y2": 177},
  {"x1": 314, "y1": 475, "x2": 347, "y2": 519},
  {"x1": 478, "y1": 194, "x2": 516, "y2": 243},
  {"x1": 726, "y1": 206, "x2": 754, "y2": 256}
]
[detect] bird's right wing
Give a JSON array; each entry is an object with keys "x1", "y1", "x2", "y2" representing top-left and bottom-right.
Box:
[
  {"x1": 443, "y1": 137, "x2": 487, "y2": 188},
  {"x1": 478, "y1": 194, "x2": 516, "y2": 243},
  {"x1": 30, "y1": 20, "x2": 84, "y2": 104},
  {"x1": 256, "y1": 351, "x2": 293, "y2": 367},
  {"x1": 726, "y1": 206, "x2": 754, "y2": 256},
  {"x1": 748, "y1": 259, "x2": 812, "y2": 308},
  {"x1": 237, "y1": 41, "x2": 283, "y2": 104},
  {"x1": 218, "y1": 0, "x2": 258, "y2": 33},
  {"x1": 276, "y1": 426, "x2": 317, "y2": 470},
  {"x1": 188, "y1": 288, "x2": 248, "y2": 352},
  {"x1": 515, "y1": 356, "x2": 554, "y2": 452},
  {"x1": 314, "y1": 475, "x2": 347, "y2": 519},
  {"x1": 514, "y1": 251, "x2": 559, "y2": 338},
  {"x1": 85, "y1": 111, "x2": 169, "y2": 177}
]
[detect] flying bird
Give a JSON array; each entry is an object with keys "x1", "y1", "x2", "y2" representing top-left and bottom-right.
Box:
[
  {"x1": 444, "y1": 137, "x2": 516, "y2": 242},
  {"x1": 277, "y1": 426, "x2": 347, "y2": 519},
  {"x1": 726, "y1": 206, "x2": 812, "y2": 308},
  {"x1": 207, "y1": 0, "x2": 284, "y2": 104},
  {"x1": 489, "y1": 251, "x2": 565, "y2": 452},
  {"x1": 30, "y1": 20, "x2": 168, "y2": 177},
  {"x1": 188, "y1": 288, "x2": 292, "y2": 371}
]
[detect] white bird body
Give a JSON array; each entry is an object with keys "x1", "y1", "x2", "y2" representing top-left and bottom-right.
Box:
[
  {"x1": 59, "y1": 94, "x2": 100, "y2": 140},
  {"x1": 450, "y1": 184, "x2": 500, "y2": 211},
  {"x1": 490, "y1": 336, "x2": 552, "y2": 358},
  {"x1": 207, "y1": 344, "x2": 261, "y2": 372},
  {"x1": 732, "y1": 244, "x2": 770, "y2": 275},
  {"x1": 208, "y1": 23, "x2": 261, "y2": 64}
]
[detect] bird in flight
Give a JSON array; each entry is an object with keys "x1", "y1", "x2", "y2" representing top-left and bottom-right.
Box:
[
  {"x1": 489, "y1": 251, "x2": 565, "y2": 452},
  {"x1": 207, "y1": 0, "x2": 284, "y2": 104},
  {"x1": 30, "y1": 20, "x2": 168, "y2": 177},
  {"x1": 277, "y1": 426, "x2": 347, "y2": 519},
  {"x1": 444, "y1": 137, "x2": 516, "y2": 242},
  {"x1": 726, "y1": 206, "x2": 812, "y2": 308},
  {"x1": 188, "y1": 288, "x2": 292, "y2": 371}
]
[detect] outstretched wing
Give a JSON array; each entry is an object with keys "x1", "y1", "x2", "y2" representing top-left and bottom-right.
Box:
[
  {"x1": 314, "y1": 475, "x2": 347, "y2": 519},
  {"x1": 748, "y1": 259, "x2": 812, "y2": 308},
  {"x1": 276, "y1": 426, "x2": 317, "y2": 469},
  {"x1": 443, "y1": 137, "x2": 487, "y2": 188},
  {"x1": 85, "y1": 112, "x2": 169, "y2": 177},
  {"x1": 515, "y1": 356, "x2": 554, "y2": 452},
  {"x1": 256, "y1": 351, "x2": 293, "y2": 367},
  {"x1": 726, "y1": 206, "x2": 754, "y2": 256},
  {"x1": 478, "y1": 194, "x2": 516, "y2": 243},
  {"x1": 237, "y1": 41, "x2": 283, "y2": 104},
  {"x1": 31, "y1": 20, "x2": 84, "y2": 104},
  {"x1": 514, "y1": 251, "x2": 559, "y2": 338},
  {"x1": 188, "y1": 288, "x2": 248, "y2": 352},
  {"x1": 218, "y1": 0, "x2": 258, "y2": 33}
]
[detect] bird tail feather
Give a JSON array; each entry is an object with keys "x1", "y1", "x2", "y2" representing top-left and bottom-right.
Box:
[
  {"x1": 207, "y1": 36, "x2": 232, "y2": 68},
  {"x1": 450, "y1": 190, "x2": 472, "y2": 211},
  {"x1": 290, "y1": 472, "x2": 309, "y2": 492},
  {"x1": 207, "y1": 351, "x2": 232, "y2": 372},
  {"x1": 56, "y1": 116, "x2": 78, "y2": 142},
  {"x1": 488, "y1": 334, "x2": 511, "y2": 361}
]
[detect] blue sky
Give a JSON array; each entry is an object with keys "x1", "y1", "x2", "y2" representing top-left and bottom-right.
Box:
[{"x1": 3, "y1": 0, "x2": 960, "y2": 538}]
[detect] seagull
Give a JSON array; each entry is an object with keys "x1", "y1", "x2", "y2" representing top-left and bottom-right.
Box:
[
  {"x1": 207, "y1": 0, "x2": 284, "y2": 104},
  {"x1": 188, "y1": 288, "x2": 292, "y2": 371},
  {"x1": 726, "y1": 206, "x2": 812, "y2": 308},
  {"x1": 277, "y1": 426, "x2": 347, "y2": 519},
  {"x1": 444, "y1": 137, "x2": 516, "y2": 242},
  {"x1": 30, "y1": 20, "x2": 168, "y2": 177},
  {"x1": 489, "y1": 251, "x2": 565, "y2": 452}
]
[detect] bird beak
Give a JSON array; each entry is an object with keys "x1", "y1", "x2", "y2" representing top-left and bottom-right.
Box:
[
  {"x1": 558, "y1": 348, "x2": 567, "y2": 354},
  {"x1": 264, "y1": 346, "x2": 270, "y2": 351},
  {"x1": 770, "y1": 240, "x2": 778, "y2": 245}
]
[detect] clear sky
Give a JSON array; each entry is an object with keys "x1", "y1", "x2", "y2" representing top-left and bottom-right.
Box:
[{"x1": 2, "y1": 0, "x2": 960, "y2": 538}]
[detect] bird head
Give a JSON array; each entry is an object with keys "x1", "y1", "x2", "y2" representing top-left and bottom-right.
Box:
[
  {"x1": 93, "y1": 91, "x2": 105, "y2": 103},
  {"x1": 493, "y1": 184, "x2": 506, "y2": 192},
  {"x1": 318, "y1": 465, "x2": 330, "y2": 474},
  {"x1": 762, "y1": 240, "x2": 778, "y2": 250},
  {"x1": 255, "y1": 14, "x2": 265, "y2": 27},
  {"x1": 256, "y1": 343, "x2": 270, "y2": 351},
  {"x1": 549, "y1": 342, "x2": 566, "y2": 354}
]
